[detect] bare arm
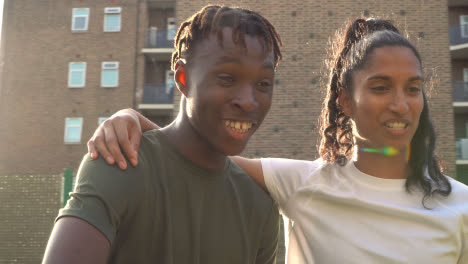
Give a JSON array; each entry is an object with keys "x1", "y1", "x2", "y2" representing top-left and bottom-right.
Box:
[
  {"x1": 42, "y1": 217, "x2": 110, "y2": 264},
  {"x1": 230, "y1": 156, "x2": 267, "y2": 193},
  {"x1": 87, "y1": 108, "x2": 158, "y2": 170}
]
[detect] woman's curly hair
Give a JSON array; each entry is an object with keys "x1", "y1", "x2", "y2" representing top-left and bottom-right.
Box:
[{"x1": 319, "y1": 18, "x2": 451, "y2": 205}]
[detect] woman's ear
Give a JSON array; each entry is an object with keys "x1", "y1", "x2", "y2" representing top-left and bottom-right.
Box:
[
  {"x1": 174, "y1": 60, "x2": 187, "y2": 96},
  {"x1": 338, "y1": 88, "x2": 352, "y2": 116}
]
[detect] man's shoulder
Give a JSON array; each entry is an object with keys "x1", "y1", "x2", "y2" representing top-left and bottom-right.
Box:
[
  {"x1": 140, "y1": 129, "x2": 164, "y2": 151},
  {"x1": 76, "y1": 154, "x2": 144, "y2": 193},
  {"x1": 137, "y1": 129, "x2": 168, "y2": 164}
]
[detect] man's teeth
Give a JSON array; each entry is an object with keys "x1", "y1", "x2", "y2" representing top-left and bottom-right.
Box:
[
  {"x1": 224, "y1": 120, "x2": 253, "y2": 133},
  {"x1": 385, "y1": 122, "x2": 406, "y2": 129}
]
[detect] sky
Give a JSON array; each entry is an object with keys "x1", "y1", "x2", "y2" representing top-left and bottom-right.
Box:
[
  {"x1": 0, "y1": 0, "x2": 4, "y2": 39},
  {"x1": 0, "y1": 0, "x2": 3, "y2": 38}
]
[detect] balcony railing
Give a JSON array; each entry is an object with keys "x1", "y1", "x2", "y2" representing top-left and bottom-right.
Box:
[
  {"x1": 452, "y1": 81, "x2": 468, "y2": 102},
  {"x1": 449, "y1": 25, "x2": 468, "y2": 46},
  {"x1": 146, "y1": 28, "x2": 175, "y2": 48},
  {"x1": 456, "y1": 138, "x2": 468, "y2": 159},
  {"x1": 142, "y1": 83, "x2": 174, "y2": 104}
]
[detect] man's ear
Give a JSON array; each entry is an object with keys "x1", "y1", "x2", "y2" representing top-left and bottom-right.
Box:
[
  {"x1": 338, "y1": 88, "x2": 352, "y2": 116},
  {"x1": 174, "y1": 60, "x2": 188, "y2": 97}
]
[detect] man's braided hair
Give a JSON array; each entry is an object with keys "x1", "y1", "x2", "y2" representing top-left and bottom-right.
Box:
[{"x1": 171, "y1": 5, "x2": 282, "y2": 70}]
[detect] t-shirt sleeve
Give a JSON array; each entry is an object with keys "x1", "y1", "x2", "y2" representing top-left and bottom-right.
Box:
[
  {"x1": 57, "y1": 154, "x2": 141, "y2": 245},
  {"x1": 255, "y1": 202, "x2": 280, "y2": 264},
  {"x1": 261, "y1": 158, "x2": 320, "y2": 210}
]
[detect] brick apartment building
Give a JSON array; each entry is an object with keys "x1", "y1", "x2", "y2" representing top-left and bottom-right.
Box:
[
  {"x1": 0, "y1": 0, "x2": 464, "y2": 263},
  {"x1": 450, "y1": 1, "x2": 468, "y2": 183}
]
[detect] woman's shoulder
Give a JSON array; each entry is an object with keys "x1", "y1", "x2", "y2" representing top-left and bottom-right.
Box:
[
  {"x1": 437, "y1": 176, "x2": 468, "y2": 215},
  {"x1": 446, "y1": 176, "x2": 468, "y2": 198},
  {"x1": 261, "y1": 157, "x2": 340, "y2": 185}
]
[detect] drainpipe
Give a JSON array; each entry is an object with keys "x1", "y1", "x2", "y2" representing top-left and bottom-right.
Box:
[{"x1": 132, "y1": 0, "x2": 142, "y2": 109}]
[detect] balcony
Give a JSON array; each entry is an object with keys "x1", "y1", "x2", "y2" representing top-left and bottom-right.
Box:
[
  {"x1": 456, "y1": 138, "x2": 468, "y2": 163},
  {"x1": 452, "y1": 81, "x2": 468, "y2": 103},
  {"x1": 146, "y1": 28, "x2": 175, "y2": 49},
  {"x1": 450, "y1": 25, "x2": 468, "y2": 59},
  {"x1": 147, "y1": 0, "x2": 175, "y2": 9},
  {"x1": 450, "y1": 25, "x2": 468, "y2": 46},
  {"x1": 448, "y1": 0, "x2": 468, "y2": 7},
  {"x1": 142, "y1": 28, "x2": 175, "y2": 60},
  {"x1": 142, "y1": 83, "x2": 174, "y2": 104}
]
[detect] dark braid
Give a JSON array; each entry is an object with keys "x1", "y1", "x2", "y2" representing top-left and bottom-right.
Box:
[
  {"x1": 171, "y1": 5, "x2": 282, "y2": 70},
  {"x1": 319, "y1": 18, "x2": 451, "y2": 205}
]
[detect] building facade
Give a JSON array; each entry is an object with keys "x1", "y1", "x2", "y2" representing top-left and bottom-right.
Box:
[
  {"x1": 0, "y1": 0, "x2": 461, "y2": 263},
  {"x1": 449, "y1": 0, "x2": 468, "y2": 183}
]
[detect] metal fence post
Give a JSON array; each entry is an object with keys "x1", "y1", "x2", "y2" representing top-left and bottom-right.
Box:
[{"x1": 63, "y1": 168, "x2": 73, "y2": 207}]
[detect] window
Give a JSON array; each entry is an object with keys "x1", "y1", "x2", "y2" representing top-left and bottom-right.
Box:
[
  {"x1": 167, "y1": 17, "x2": 176, "y2": 40},
  {"x1": 64, "y1": 118, "x2": 83, "y2": 143},
  {"x1": 98, "y1": 117, "x2": 109, "y2": 125},
  {"x1": 104, "y1": 7, "x2": 121, "y2": 32},
  {"x1": 68, "y1": 62, "x2": 86, "y2": 88},
  {"x1": 101, "y1": 62, "x2": 119, "y2": 87},
  {"x1": 166, "y1": 70, "x2": 174, "y2": 94},
  {"x1": 72, "y1": 8, "x2": 89, "y2": 31},
  {"x1": 464, "y1": 68, "x2": 468, "y2": 83},
  {"x1": 461, "y1": 15, "x2": 468, "y2": 38}
]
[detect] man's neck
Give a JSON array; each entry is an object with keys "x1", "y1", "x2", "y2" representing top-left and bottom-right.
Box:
[{"x1": 160, "y1": 115, "x2": 227, "y2": 169}]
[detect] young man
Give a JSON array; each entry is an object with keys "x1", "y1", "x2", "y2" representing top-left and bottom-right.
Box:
[{"x1": 43, "y1": 5, "x2": 282, "y2": 264}]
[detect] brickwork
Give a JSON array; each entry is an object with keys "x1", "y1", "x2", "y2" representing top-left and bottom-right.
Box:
[
  {"x1": 174, "y1": 0, "x2": 456, "y2": 176},
  {"x1": 0, "y1": 0, "x2": 140, "y2": 175},
  {"x1": 0, "y1": 0, "x2": 455, "y2": 181},
  {"x1": 0, "y1": 0, "x2": 457, "y2": 263},
  {"x1": 0, "y1": 174, "x2": 62, "y2": 264}
]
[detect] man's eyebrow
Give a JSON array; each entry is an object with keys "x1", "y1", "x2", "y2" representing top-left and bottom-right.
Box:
[
  {"x1": 408, "y1": 76, "x2": 423, "y2": 82},
  {"x1": 214, "y1": 56, "x2": 275, "y2": 71},
  {"x1": 214, "y1": 56, "x2": 241, "y2": 66}
]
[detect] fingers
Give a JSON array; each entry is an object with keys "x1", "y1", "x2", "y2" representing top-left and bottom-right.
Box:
[
  {"x1": 88, "y1": 124, "x2": 115, "y2": 165},
  {"x1": 127, "y1": 127, "x2": 142, "y2": 166},
  {"x1": 87, "y1": 139, "x2": 99, "y2": 160},
  {"x1": 87, "y1": 109, "x2": 144, "y2": 170},
  {"x1": 105, "y1": 117, "x2": 128, "y2": 170}
]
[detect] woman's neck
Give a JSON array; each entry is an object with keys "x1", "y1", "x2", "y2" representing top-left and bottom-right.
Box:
[{"x1": 353, "y1": 146, "x2": 410, "y2": 179}]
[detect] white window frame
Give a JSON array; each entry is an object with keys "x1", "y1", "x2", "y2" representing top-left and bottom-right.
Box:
[
  {"x1": 98, "y1": 117, "x2": 109, "y2": 126},
  {"x1": 101, "y1": 61, "x2": 119, "y2": 87},
  {"x1": 461, "y1": 15, "x2": 468, "y2": 38},
  {"x1": 68, "y1": 62, "x2": 86, "y2": 88},
  {"x1": 64, "y1": 117, "x2": 83, "y2": 144},
  {"x1": 104, "y1": 7, "x2": 122, "y2": 32},
  {"x1": 72, "y1": 8, "x2": 90, "y2": 32}
]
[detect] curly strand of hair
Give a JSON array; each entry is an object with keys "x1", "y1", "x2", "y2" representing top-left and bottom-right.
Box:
[
  {"x1": 320, "y1": 36, "x2": 355, "y2": 165},
  {"x1": 263, "y1": 18, "x2": 282, "y2": 64},
  {"x1": 320, "y1": 18, "x2": 396, "y2": 165}
]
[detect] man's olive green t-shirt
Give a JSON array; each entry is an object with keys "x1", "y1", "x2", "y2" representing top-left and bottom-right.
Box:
[{"x1": 58, "y1": 130, "x2": 280, "y2": 263}]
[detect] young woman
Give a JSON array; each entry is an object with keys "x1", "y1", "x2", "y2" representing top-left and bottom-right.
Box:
[{"x1": 88, "y1": 18, "x2": 468, "y2": 263}]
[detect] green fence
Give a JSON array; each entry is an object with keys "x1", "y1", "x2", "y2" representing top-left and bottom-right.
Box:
[{"x1": 62, "y1": 168, "x2": 74, "y2": 207}]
